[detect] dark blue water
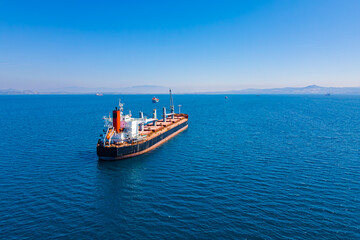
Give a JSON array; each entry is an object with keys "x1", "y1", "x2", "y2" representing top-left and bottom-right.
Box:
[{"x1": 0, "y1": 95, "x2": 359, "y2": 239}]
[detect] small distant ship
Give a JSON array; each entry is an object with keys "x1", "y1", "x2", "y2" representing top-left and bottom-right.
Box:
[
  {"x1": 97, "y1": 90, "x2": 188, "y2": 160},
  {"x1": 325, "y1": 93, "x2": 331, "y2": 96},
  {"x1": 225, "y1": 96, "x2": 228, "y2": 99},
  {"x1": 152, "y1": 97, "x2": 159, "y2": 103},
  {"x1": 96, "y1": 93, "x2": 103, "y2": 96}
]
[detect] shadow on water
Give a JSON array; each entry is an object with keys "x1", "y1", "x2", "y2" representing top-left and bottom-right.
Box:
[
  {"x1": 96, "y1": 154, "x2": 150, "y2": 171},
  {"x1": 95, "y1": 154, "x2": 152, "y2": 189},
  {"x1": 94, "y1": 155, "x2": 154, "y2": 219}
]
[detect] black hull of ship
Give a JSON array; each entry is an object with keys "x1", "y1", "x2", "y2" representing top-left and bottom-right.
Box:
[{"x1": 97, "y1": 120, "x2": 188, "y2": 160}]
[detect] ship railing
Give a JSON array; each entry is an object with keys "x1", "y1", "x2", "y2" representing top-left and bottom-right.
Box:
[{"x1": 132, "y1": 135, "x2": 147, "y2": 143}]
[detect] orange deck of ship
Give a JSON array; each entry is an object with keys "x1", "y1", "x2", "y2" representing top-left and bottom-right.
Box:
[{"x1": 107, "y1": 114, "x2": 188, "y2": 148}]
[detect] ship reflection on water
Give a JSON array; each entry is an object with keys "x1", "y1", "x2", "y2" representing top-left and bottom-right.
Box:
[{"x1": 96, "y1": 157, "x2": 148, "y2": 209}]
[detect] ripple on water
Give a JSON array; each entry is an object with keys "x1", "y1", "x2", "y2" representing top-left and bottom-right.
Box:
[{"x1": 0, "y1": 95, "x2": 359, "y2": 239}]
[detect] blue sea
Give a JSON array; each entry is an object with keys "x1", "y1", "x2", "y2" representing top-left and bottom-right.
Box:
[{"x1": 0, "y1": 94, "x2": 359, "y2": 239}]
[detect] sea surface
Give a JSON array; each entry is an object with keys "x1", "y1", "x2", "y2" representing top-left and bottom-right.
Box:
[{"x1": 0, "y1": 94, "x2": 359, "y2": 239}]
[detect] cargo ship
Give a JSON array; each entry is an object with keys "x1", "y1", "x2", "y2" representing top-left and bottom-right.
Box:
[
  {"x1": 97, "y1": 90, "x2": 188, "y2": 160},
  {"x1": 152, "y1": 97, "x2": 159, "y2": 103}
]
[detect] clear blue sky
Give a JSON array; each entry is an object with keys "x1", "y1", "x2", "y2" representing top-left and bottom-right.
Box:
[{"x1": 0, "y1": 0, "x2": 359, "y2": 91}]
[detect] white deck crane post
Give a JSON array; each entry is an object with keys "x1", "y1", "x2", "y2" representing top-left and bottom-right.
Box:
[
  {"x1": 169, "y1": 89, "x2": 175, "y2": 119},
  {"x1": 139, "y1": 111, "x2": 144, "y2": 131},
  {"x1": 163, "y1": 107, "x2": 166, "y2": 122},
  {"x1": 153, "y1": 109, "x2": 157, "y2": 126}
]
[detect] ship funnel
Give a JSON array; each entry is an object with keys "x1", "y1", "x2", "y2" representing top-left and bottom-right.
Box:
[
  {"x1": 113, "y1": 107, "x2": 121, "y2": 133},
  {"x1": 139, "y1": 111, "x2": 144, "y2": 119}
]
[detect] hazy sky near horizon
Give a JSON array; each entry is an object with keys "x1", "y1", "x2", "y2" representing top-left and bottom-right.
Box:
[{"x1": 0, "y1": 0, "x2": 359, "y2": 92}]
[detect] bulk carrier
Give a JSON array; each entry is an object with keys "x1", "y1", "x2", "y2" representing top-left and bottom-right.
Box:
[{"x1": 97, "y1": 90, "x2": 188, "y2": 160}]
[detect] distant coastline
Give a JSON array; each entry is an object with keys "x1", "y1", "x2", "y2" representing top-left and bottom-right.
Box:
[
  {"x1": 205, "y1": 85, "x2": 360, "y2": 95},
  {"x1": 1, "y1": 85, "x2": 360, "y2": 95}
]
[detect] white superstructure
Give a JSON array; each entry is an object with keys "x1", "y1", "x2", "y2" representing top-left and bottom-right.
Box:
[{"x1": 101, "y1": 99, "x2": 158, "y2": 146}]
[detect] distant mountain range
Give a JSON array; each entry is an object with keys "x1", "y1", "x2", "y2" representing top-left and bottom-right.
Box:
[
  {"x1": 50, "y1": 85, "x2": 170, "y2": 94},
  {"x1": 1, "y1": 85, "x2": 360, "y2": 95},
  {"x1": 0, "y1": 85, "x2": 170, "y2": 94},
  {"x1": 208, "y1": 85, "x2": 360, "y2": 95},
  {"x1": 0, "y1": 89, "x2": 37, "y2": 95}
]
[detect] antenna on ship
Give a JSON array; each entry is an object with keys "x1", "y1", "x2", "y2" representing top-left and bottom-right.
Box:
[
  {"x1": 118, "y1": 99, "x2": 124, "y2": 113},
  {"x1": 178, "y1": 104, "x2": 181, "y2": 114}
]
